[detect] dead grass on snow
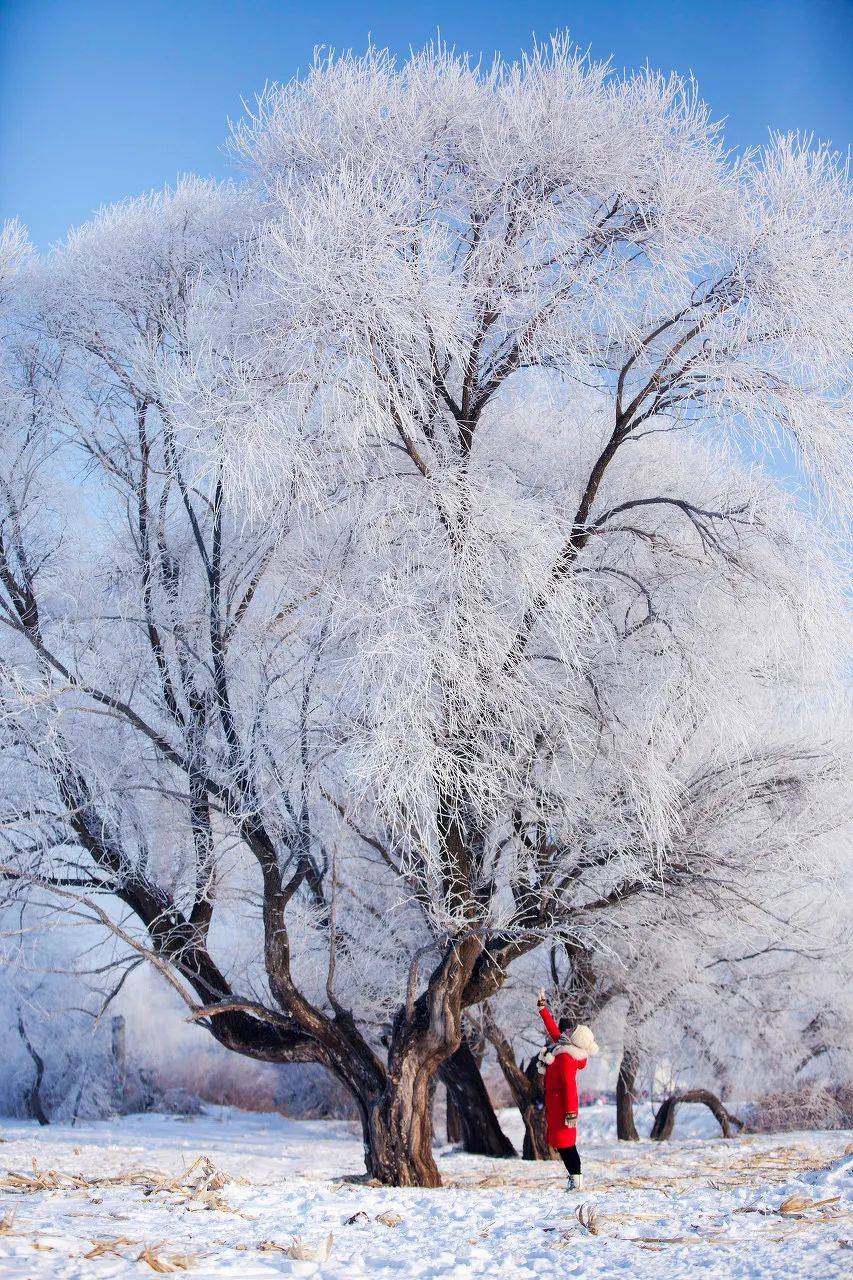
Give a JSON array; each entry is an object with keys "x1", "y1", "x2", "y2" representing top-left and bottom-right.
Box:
[{"x1": 0, "y1": 1154, "x2": 246, "y2": 1213}]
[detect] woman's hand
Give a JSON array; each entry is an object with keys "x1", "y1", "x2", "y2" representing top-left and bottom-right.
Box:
[{"x1": 536, "y1": 988, "x2": 547, "y2": 1008}]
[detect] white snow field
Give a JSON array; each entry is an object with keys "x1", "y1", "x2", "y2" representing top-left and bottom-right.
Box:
[{"x1": 0, "y1": 1104, "x2": 850, "y2": 1279}]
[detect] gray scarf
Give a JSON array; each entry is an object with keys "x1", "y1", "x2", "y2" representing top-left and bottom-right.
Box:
[
  {"x1": 536, "y1": 1033, "x2": 571, "y2": 1074},
  {"x1": 536, "y1": 1035, "x2": 589, "y2": 1073}
]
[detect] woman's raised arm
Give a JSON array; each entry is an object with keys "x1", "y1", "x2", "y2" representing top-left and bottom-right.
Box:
[{"x1": 536, "y1": 988, "x2": 562, "y2": 1042}]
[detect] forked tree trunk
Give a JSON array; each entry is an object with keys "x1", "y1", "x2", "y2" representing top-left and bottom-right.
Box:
[
  {"x1": 650, "y1": 1089, "x2": 745, "y2": 1141},
  {"x1": 616, "y1": 1048, "x2": 640, "y2": 1141},
  {"x1": 439, "y1": 1037, "x2": 516, "y2": 1157},
  {"x1": 357, "y1": 933, "x2": 486, "y2": 1187},
  {"x1": 46, "y1": 765, "x2": 525, "y2": 1189}
]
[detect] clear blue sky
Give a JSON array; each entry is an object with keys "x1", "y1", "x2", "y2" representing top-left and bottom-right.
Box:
[{"x1": 1, "y1": 0, "x2": 850, "y2": 248}]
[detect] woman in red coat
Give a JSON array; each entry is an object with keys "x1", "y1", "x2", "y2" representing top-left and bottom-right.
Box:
[{"x1": 535, "y1": 989, "x2": 599, "y2": 1190}]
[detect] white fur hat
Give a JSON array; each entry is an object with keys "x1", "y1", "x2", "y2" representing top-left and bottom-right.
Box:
[{"x1": 569, "y1": 1024, "x2": 599, "y2": 1057}]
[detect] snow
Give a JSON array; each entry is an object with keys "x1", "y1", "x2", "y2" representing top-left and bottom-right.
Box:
[{"x1": 0, "y1": 1105, "x2": 850, "y2": 1279}]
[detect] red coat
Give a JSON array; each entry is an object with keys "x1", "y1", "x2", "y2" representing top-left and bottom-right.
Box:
[{"x1": 539, "y1": 1006, "x2": 587, "y2": 1149}]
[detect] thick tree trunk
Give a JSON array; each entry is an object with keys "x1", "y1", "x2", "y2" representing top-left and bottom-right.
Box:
[
  {"x1": 439, "y1": 1038, "x2": 516, "y2": 1157},
  {"x1": 29, "y1": 767, "x2": 532, "y2": 1187},
  {"x1": 363, "y1": 1064, "x2": 441, "y2": 1187},
  {"x1": 35, "y1": 747, "x2": 539, "y2": 1187},
  {"x1": 183, "y1": 938, "x2": 485, "y2": 1188},
  {"x1": 616, "y1": 1048, "x2": 640, "y2": 1141},
  {"x1": 352, "y1": 933, "x2": 486, "y2": 1187},
  {"x1": 650, "y1": 1089, "x2": 745, "y2": 1141}
]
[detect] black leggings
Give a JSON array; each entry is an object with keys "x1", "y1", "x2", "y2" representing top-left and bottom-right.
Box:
[{"x1": 558, "y1": 1145, "x2": 581, "y2": 1175}]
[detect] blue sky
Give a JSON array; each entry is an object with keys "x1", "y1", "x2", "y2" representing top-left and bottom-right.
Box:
[{"x1": 1, "y1": 0, "x2": 850, "y2": 248}]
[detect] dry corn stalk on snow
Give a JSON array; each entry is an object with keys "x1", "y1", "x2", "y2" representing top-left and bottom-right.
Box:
[
  {"x1": 576, "y1": 1203, "x2": 600, "y2": 1235},
  {"x1": 0, "y1": 1153, "x2": 242, "y2": 1213},
  {"x1": 286, "y1": 1232, "x2": 334, "y2": 1260},
  {"x1": 136, "y1": 1243, "x2": 200, "y2": 1273},
  {"x1": 779, "y1": 1194, "x2": 814, "y2": 1214},
  {"x1": 84, "y1": 1237, "x2": 138, "y2": 1260},
  {"x1": 1, "y1": 1160, "x2": 92, "y2": 1192},
  {"x1": 778, "y1": 1193, "x2": 842, "y2": 1216},
  {"x1": 157, "y1": 1154, "x2": 245, "y2": 1209}
]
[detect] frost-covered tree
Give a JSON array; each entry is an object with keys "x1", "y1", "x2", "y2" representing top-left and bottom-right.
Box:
[
  {"x1": 221, "y1": 45, "x2": 850, "y2": 1183},
  {"x1": 1, "y1": 39, "x2": 851, "y2": 1187},
  {"x1": 614, "y1": 834, "x2": 853, "y2": 1141},
  {"x1": 0, "y1": 184, "x2": 431, "y2": 1163},
  {"x1": 0, "y1": 904, "x2": 133, "y2": 1124},
  {"x1": 478, "y1": 659, "x2": 850, "y2": 1152}
]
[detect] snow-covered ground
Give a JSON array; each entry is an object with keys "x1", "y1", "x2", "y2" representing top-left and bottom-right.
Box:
[{"x1": 0, "y1": 1104, "x2": 850, "y2": 1278}]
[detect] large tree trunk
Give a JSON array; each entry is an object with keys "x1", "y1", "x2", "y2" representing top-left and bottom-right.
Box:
[
  {"x1": 357, "y1": 932, "x2": 486, "y2": 1187},
  {"x1": 616, "y1": 1047, "x2": 640, "y2": 1141},
  {"x1": 650, "y1": 1089, "x2": 745, "y2": 1141},
  {"x1": 363, "y1": 1062, "x2": 441, "y2": 1187},
  {"x1": 439, "y1": 1037, "x2": 516, "y2": 1157}
]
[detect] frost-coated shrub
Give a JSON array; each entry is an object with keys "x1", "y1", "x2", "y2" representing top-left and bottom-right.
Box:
[
  {"x1": 275, "y1": 1063, "x2": 359, "y2": 1120},
  {"x1": 746, "y1": 1083, "x2": 853, "y2": 1133},
  {"x1": 0, "y1": 943, "x2": 124, "y2": 1122},
  {"x1": 150, "y1": 1051, "x2": 282, "y2": 1114},
  {"x1": 132, "y1": 1047, "x2": 357, "y2": 1117},
  {"x1": 0, "y1": 1011, "x2": 121, "y2": 1123}
]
